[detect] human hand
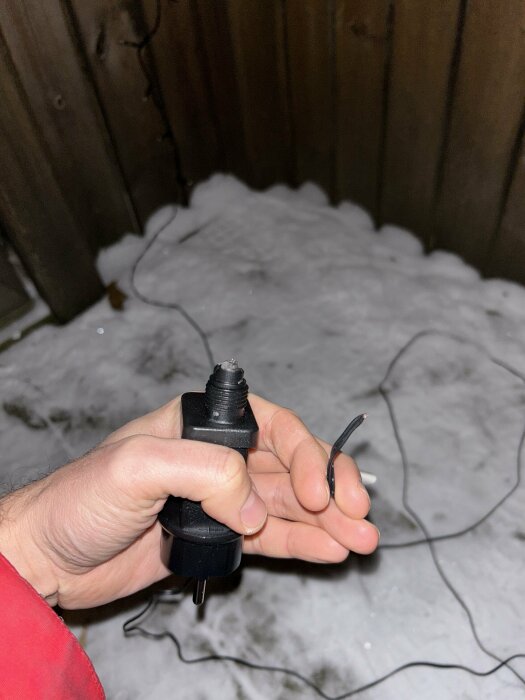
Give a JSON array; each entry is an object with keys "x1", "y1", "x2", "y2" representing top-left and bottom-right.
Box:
[{"x1": 0, "y1": 394, "x2": 378, "y2": 609}]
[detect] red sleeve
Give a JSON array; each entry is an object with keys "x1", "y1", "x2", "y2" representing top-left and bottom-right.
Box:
[{"x1": 0, "y1": 553, "x2": 105, "y2": 700}]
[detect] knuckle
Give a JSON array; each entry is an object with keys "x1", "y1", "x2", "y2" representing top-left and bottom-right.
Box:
[
  {"x1": 358, "y1": 487, "x2": 372, "y2": 518},
  {"x1": 155, "y1": 396, "x2": 182, "y2": 432},
  {"x1": 286, "y1": 525, "x2": 298, "y2": 557},
  {"x1": 247, "y1": 532, "x2": 266, "y2": 557},
  {"x1": 273, "y1": 480, "x2": 289, "y2": 519},
  {"x1": 282, "y1": 406, "x2": 299, "y2": 421},
  {"x1": 278, "y1": 406, "x2": 301, "y2": 428},
  {"x1": 119, "y1": 433, "x2": 151, "y2": 461},
  {"x1": 110, "y1": 434, "x2": 154, "y2": 482},
  {"x1": 213, "y1": 449, "x2": 246, "y2": 491},
  {"x1": 266, "y1": 405, "x2": 300, "y2": 436}
]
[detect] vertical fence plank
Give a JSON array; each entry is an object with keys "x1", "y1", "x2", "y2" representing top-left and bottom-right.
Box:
[
  {"x1": 0, "y1": 32, "x2": 104, "y2": 321},
  {"x1": 143, "y1": 0, "x2": 220, "y2": 190},
  {"x1": 226, "y1": 0, "x2": 293, "y2": 189},
  {"x1": 380, "y1": 0, "x2": 460, "y2": 244},
  {"x1": 67, "y1": 0, "x2": 180, "y2": 225},
  {"x1": 0, "y1": 0, "x2": 137, "y2": 251},
  {"x1": 1, "y1": 0, "x2": 525, "y2": 300},
  {"x1": 193, "y1": 0, "x2": 248, "y2": 182},
  {"x1": 433, "y1": 0, "x2": 525, "y2": 268},
  {"x1": 485, "y1": 131, "x2": 525, "y2": 283},
  {"x1": 335, "y1": 0, "x2": 391, "y2": 215},
  {"x1": 285, "y1": 0, "x2": 334, "y2": 198}
]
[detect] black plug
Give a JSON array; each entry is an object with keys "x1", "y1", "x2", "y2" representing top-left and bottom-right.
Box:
[{"x1": 158, "y1": 360, "x2": 258, "y2": 605}]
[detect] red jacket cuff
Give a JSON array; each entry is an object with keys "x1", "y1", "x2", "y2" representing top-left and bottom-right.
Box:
[{"x1": 0, "y1": 553, "x2": 104, "y2": 699}]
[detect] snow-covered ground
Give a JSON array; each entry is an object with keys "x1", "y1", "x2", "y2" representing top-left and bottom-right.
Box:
[{"x1": 1, "y1": 175, "x2": 524, "y2": 699}]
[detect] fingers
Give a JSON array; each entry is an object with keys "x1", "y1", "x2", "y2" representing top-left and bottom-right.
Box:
[
  {"x1": 252, "y1": 472, "x2": 379, "y2": 555},
  {"x1": 244, "y1": 516, "x2": 349, "y2": 563},
  {"x1": 104, "y1": 393, "x2": 365, "y2": 521},
  {"x1": 101, "y1": 397, "x2": 183, "y2": 446},
  {"x1": 249, "y1": 394, "x2": 367, "y2": 517},
  {"x1": 249, "y1": 395, "x2": 331, "y2": 511},
  {"x1": 106, "y1": 434, "x2": 267, "y2": 536},
  {"x1": 247, "y1": 450, "x2": 289, "y2": 473},
  {"x1": 329, "y1": 451, "x2": 371, "y2": 518}
]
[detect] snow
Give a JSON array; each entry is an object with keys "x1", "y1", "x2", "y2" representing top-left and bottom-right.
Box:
[{"x1": 1, "y1": 174, "x2": 525, "y2": 699}]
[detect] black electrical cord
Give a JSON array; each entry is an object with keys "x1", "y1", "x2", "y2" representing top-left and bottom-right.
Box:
[
  {"x1": 120, "y1": 0, "x2": 190, "y2": 205},
  {"x1": 123, "y1": 594, "x2": 525, "y2": 700},
  {"x1": 377, "y1": 330, "x2": 525, "y2": 686},
  {"x1": 129, "y1": 208, "x2": 215, "y2": 371},
  {"x1": 327, "y1": 413, "x2": 367, "y2": 497},
  {"x1": 381, "y1": 331, "x2": 525, "y2": 550},
  {"x1": 125, "y1": 218, "x2": 525, "y2": 696}
]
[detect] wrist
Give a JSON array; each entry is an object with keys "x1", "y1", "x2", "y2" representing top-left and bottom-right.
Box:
[{"x1": 0, "y1": 486, "x2": 59, "y2": 606}]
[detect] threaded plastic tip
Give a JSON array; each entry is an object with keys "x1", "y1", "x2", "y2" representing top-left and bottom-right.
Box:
[{"x1": 205, "y1": 360, "x2": 249, "y2": 424}]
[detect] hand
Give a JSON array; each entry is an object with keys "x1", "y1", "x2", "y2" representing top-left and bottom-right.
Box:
[{"x1": 0, "y1": 395, "x2": 378, "y2": 609}]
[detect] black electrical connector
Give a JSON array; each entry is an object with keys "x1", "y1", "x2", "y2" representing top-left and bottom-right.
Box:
[{"x1": 158, "y1": 360, "x2": 258, "y2": 606}]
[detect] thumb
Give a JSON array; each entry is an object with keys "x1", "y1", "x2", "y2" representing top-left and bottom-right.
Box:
[{"x1": 108, "y1": 434, "x2": 268, "y2": 535}]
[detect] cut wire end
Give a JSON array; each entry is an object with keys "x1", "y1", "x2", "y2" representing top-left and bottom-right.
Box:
[{"x1": 327, "y1": 413, "x2": 368, "y2": 498}]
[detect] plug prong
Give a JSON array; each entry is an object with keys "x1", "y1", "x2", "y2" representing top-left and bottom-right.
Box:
[{"x1": 193, "y1": 578, "x2": 207, "y2": 606}]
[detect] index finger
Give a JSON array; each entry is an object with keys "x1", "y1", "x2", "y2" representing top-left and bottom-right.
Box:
[
  {"x1": 101, "y1": 397, "x2": 182, "y2": 446},
  {"x1": 249, "y1": 394, "x2": 333, "y2": 511}
]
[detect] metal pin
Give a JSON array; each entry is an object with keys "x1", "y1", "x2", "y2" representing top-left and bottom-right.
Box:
[{"x1": 193, "y1": 578, "x2": 207, "y2": 606}]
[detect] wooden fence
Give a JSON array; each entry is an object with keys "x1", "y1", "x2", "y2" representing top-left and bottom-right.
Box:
[{"x1": 0, "y1": 0, "x2": 524, "y2": 321}]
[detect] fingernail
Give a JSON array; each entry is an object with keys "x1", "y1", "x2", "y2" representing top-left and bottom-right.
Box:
[
  {"x1": 359, "y1": 484, "x2": 371, "y2": 507},
  {"x1": 240, "y1": 490, "x2": 267, "y2": 534}
]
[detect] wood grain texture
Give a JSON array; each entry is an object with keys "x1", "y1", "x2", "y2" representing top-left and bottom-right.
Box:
[
  {"x1": 227, "y1": 0, "x2": 293, "y2": 189},
  {"x1": 485, "y1": 128, "x2": 525, "y2": 283},
  {"x1": 193, "y1": 0, "x2": 248, "y2": 182},
  {"x1": 335, "y1": 0, "x2": 391, "y2": 214},
  {"x1": 433, "y1": 0, "x2": 525, "y2": 268},
  {"x1": 68, "y1": 0, "x2": 180, "y2": 225},
  {"x1": 0, "y1": 0, "x2": 136, "y2": 251},
  {"x1": 0, "y1": 31, "x2": 104, "y2": 321},
  {"x1": 285, "y1": 0, "x2": 335, "y2": 198},
  {"x1": 1, "y1": 0, "x2": 525, "y2": 300},
  {"x1": 144, "y1": 0, "x2": 220, "y2": 189},
  {"x1": 381, "y1": 0, "x2": 460, "y2": 245}
]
